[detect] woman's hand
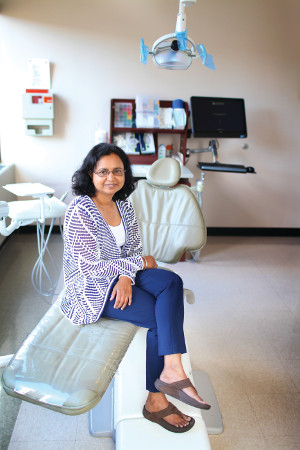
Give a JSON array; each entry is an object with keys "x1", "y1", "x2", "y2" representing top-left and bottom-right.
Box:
[
  {"x1": 144, "y1": 255, "x2": 158, "y2": 269},
  {"x1": 110, "y1": 276, "x2": 132, "y2": 310}
]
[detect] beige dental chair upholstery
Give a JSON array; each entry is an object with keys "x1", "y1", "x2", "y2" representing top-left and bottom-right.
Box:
[
  {"x1": 1, "y1": 294, "x2": 138, "y2": 415},
  {"x1": 130, "y1": 157, "x2": 206, "y2": 263}
]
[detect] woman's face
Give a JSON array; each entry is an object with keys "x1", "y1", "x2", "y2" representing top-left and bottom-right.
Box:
[{"x1": 92, "y1": 153, "x2": 125, "y2": 199}]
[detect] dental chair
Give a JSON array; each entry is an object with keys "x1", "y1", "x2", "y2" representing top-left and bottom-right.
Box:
[{"x1": 1, "y1": 158, "x2": 219, "y2": 449}]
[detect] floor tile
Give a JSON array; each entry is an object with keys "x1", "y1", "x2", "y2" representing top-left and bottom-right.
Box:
[
  {"x1": 192, "y1": 358, "x2": 245, "y2": 401},
  {"x1": 265, "y1": 435, "x2": 300, "y2": 449},
  {"x1": 216, "y1": 392, "x2": 263, "y2": 436},
  {"x1": 225, "y1": 333, "x2": 279, "y2": 362},
  {"x1": 259, "y1": 313, "x2": 300, "y2": 361},
  {"x1": 249, "y1": 392, "x2": 300, "y2": 436},
  {"x1": 10, "y1": 402, "x2": 78, "y2": 442},
  {"x1": 209, "y1": 434, "x2": 269, "y2": 450},
  {"x1": 234, "y1": 286, "x2": 290, "y2": 312},
  {"x1": 0, "y1": 369, "x2": 21, "y2": 450},
  {"x1": 9, "y1": 442, "x2": 75, "y2": 450},
  {"x1": 75, "y1": 439, "x2": 115, "y2": 450},
  {"x1": 185, "y1": 330, "x2": 231, "y2": 363},
  {"x1": 284, "y1": 359, "x2": 300, "y2": 391},
  {"x1": 233, "y1": 358, "x2": 298, "y2": 395}
]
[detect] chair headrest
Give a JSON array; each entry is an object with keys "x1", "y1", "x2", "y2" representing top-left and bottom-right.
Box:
[{"x1": 146, "y1": 158, "x2": 181, "y2": 187}]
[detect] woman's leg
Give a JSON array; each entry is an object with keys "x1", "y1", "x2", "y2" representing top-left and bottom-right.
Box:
[
  {"x1": 101, "y1": 270, "x2": 192, "y2": 428},
  {"x1": 102, "y1": 279, "x2": 164, "y2": 391},
  {"x1": 134, "y1": 269, "x2": 187, "y2": 360},
  {"x1": 133, "y1": 269, "x2": 210, "y2": 407},
  {"x1": 159, "y1": 354, "x2": 209, "y2": 406},
  {"x1": 102, "y1": 269, "x2": 187, "y2": 390}
]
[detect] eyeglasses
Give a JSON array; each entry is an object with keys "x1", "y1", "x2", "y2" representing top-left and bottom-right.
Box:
[{"x1": 92, "y1": 168, "x2": 126, "y2": 178}]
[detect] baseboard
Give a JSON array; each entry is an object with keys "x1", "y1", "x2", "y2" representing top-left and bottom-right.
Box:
[
  {"x1": 5, "y1": 226, "x2": 300, "y2": 238},
  {"x1": 207, "y1": 227, "x2": 300, "y2": 237},
  {"x1": 15, "y1": 225, "x2": 62, "y2": 234}
]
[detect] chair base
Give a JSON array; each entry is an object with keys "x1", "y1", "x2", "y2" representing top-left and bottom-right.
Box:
[
  {"x1": 115, "y1": 416, "x2": 211, "y2": 450},
  {"x1": 89, "y1": 379, "x2": 115, "y2": 439},
  {"x1": 88, "y1": 370, "x2": 224, "y2": 439},
  {"x1": 88, "y1": 329, "x2": 220, "y2": 449},
  {"x1": 89, "y1": 391, "x2": 211, "y2": 449}
]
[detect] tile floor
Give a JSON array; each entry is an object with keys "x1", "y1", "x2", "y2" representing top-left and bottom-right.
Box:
[{"x1": 0, "y1": 234, "x2": 300, "y2": 449}]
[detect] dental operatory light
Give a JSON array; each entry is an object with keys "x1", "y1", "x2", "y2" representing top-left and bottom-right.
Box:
[{"x1": 140, "y1": 0, "x2": 215, "y2": 70}]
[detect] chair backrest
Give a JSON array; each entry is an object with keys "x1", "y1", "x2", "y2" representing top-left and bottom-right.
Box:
[{"x1": 130, "y1": 158, "x2": 206, "y2": 263}]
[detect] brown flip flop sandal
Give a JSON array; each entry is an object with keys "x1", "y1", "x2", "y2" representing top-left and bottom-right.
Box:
[
  {"x1": 154, "y1": 378, "x2": 211, "y2": 410},
  {"x1": 142, "y1": 402, "x2": 195, "y2": 433}
]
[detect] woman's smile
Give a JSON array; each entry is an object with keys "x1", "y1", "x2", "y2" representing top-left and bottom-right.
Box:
[{"x1": 105, "y1": 182, "x2": 118, "y2": 188}]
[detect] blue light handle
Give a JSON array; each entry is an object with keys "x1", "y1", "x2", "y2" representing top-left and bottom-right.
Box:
[
  {"x1": 196, "y1": 44, "x2": 215, "y2": 70},
  {"x1": 140, "y1": 38, "x2": 149, "y2": 64}
]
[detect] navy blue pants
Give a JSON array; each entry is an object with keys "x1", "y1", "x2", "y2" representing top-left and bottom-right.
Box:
[{"x1": 102, "y1": 268, "x2": 187, "y2": 392}]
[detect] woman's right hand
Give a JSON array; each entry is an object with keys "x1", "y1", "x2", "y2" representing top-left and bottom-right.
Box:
[{"x1": 144, "y1": 255, "x2": 158, "y2": 269}]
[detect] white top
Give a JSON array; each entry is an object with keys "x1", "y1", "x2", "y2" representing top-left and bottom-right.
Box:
[{"x1": 109, "y1": 222, "x2": 126, "y2": 248}]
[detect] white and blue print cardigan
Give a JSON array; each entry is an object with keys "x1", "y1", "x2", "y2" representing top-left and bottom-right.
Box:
[{"x1": 60, "y1": 195, "x2": 144, "y2": 324}]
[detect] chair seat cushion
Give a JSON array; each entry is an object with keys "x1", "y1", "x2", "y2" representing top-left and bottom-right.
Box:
[{"x1": 1, "y1": 293, "x2": 138, "y2": 415}]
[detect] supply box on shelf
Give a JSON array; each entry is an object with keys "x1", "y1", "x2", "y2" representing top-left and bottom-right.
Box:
[{"x1": 135, "y1": 95, "x2": 160, "y2": 128}]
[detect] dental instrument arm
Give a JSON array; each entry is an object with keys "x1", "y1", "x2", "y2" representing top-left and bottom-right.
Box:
[
  {"x1": 0, "y1": 183, "x2": 68, "y2": 296},
  {"x1": 0, "y1": 201, "x2": 34, "y2": 236}
]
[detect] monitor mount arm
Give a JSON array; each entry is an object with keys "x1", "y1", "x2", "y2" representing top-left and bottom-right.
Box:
[
  {"x1": 190, "y1": 139, "x2": 220, "y2": 162},
  {"x1": 189, "y1": 139, "x2": 256, "y2": 174}
]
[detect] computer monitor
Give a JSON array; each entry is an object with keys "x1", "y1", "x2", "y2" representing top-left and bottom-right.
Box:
[{"x1": 190, "y1": 96, "x2": 247, "y2": 139}]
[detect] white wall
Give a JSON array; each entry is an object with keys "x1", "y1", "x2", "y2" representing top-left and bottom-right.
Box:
[{"x1": 0, "y1": 0, "x2": 299, "y2": 228}]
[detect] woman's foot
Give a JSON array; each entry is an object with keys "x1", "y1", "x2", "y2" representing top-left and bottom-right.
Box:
[
  {"x1": 145, "y1": 392, "x2": 192, "y2": 429},
  {"x1": 159, "y1": 364, "x2": 209, "y2": 408}
]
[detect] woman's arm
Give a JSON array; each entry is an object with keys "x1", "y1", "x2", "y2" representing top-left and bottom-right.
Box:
[{"x1": 142, "y1": 255, "x2": 157, "y2": 269}]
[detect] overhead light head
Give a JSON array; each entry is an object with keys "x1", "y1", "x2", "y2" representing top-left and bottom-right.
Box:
[
  {"x1": 140, "y1": 0, "x2": 215, "y2": 71},
  {"x1": 151, "y1": 33, "x2": 195, "y2": 70}
]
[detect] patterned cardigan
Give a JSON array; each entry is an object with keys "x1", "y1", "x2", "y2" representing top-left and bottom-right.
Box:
[{"x1": 60, "y1": 195, "x2": 144, "y2": 324}]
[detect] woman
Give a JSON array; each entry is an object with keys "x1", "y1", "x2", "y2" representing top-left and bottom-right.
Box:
[{"x1": 61, "y1": 143, "x2": 210, "y2": 433}]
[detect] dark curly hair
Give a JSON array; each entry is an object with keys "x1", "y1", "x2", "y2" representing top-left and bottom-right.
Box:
[{"x1": 72, "y1": 143, "x2": 136, "y2": 201}]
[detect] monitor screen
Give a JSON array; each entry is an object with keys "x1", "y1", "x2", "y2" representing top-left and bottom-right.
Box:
[{"x1": 190, "y1": 96, "x2": 247, "y2": 138}]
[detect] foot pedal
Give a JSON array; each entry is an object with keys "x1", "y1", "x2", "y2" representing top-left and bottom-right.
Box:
[{"x1": 192, "y1": 370, "x2": 224, "y2": 435}]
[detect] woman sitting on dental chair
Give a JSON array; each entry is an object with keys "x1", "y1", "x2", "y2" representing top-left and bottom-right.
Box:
[{"x1": 61, "y1": 143, "x2": 210, "y2": 433}]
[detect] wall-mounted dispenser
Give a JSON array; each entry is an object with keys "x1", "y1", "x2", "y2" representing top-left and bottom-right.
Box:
[
  {"x1": 23, "y1": 58, "x2": 54, "y2": 136},
  {"x1": 22, "y1": 89, "x2": 54, "y2": 136}
]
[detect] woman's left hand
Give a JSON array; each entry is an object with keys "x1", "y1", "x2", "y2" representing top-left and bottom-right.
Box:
[{"x1": 110, "y1": 276, "x2": 132, "y2": 310}]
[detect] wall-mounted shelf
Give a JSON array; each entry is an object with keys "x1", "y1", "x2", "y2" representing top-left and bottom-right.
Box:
[{"x1": 110, "y1": 99, "x2": 189, "y2": 164}]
